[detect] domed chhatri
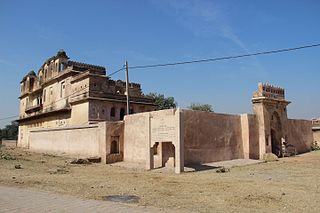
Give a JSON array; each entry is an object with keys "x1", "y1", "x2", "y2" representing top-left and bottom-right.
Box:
[
  {"x1": 56, "y1": 49, "x2": 69, "y2": 59},
  {"x1": 27, "y1": 70, "x2": 36, "y2": 76}
]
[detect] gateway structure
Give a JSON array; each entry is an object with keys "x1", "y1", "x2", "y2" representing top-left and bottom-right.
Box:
[{"x1": 124, "y1": 83, "x2": 313, "y2": 173}]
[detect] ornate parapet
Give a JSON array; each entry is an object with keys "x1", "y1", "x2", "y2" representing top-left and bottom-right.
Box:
[
  {"x1": 253, "y1": 82, "x2": 285, "y2": 100},
  {"x1": 252, "y1": 83, "x2": 290, "y2": 107}
]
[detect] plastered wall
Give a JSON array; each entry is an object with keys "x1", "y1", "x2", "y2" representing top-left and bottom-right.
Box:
[
  {"x1": 123, "y1": 113, "x2": 149, "y2": 163},
  {"x1": 18, "y1": 112, "x2": 71, "y2": 148},
  {"x1": 287, "y1": 119, "x2": 313, "y2": 154},
  {"x1": 182, "y1": 110, "x2": 244, "y2": 164},
  {"x1": 247, "y1": 114, "x2": 260, "y2": 159},
  {"x1": 29, "y1": 124, "x2": 103, "y2": 158}
]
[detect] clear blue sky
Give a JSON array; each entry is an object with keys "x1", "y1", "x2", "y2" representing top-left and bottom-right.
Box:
[{"x1": 1, "y1": 0, "x2": 320, "y2": 127}]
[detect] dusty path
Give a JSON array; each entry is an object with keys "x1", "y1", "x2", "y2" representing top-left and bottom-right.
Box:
[
  {"x1": 0, "y1": 147, "x2": 320, "y2": 212},
  {"x1": 0, "y1": 185, "x2": 184, "y2": 213}
]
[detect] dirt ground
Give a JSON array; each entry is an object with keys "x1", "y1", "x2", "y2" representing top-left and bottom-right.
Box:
[{"x1": 0, "y1": 146, "x2": 319, "y2": 213}]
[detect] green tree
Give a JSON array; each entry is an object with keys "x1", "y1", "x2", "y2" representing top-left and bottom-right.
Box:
[
  {"x1": 146, "y1": 93, "x2": 177, "y2": 110},
  {"x1": 1, "y1": 121, "x2": 18, "y2": 140},
  {"x1": 188, "y1": 103, "x2": 214, "y2": 112}
]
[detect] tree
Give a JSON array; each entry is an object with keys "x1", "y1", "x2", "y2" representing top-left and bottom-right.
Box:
[
  {"x1": 146, "y1": 93, "x2": 177, "y2": 110},
  {"x1": 188, "y1": 103, "x2": 213, "y2": 112},
  {"x1": 0, "y1": 121, "x2": 18, "y2": 140}
]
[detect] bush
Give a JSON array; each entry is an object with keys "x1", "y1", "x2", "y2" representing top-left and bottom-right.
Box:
[
  {"x1": 311, "y1": 141, "x2": 320, "y2": 151},
  {"x1": 188, "y1": 103, "x2": 213, "y2": 112}
]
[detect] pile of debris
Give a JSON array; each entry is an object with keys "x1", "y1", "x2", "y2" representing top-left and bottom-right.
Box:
[
  {"x1": 70, "y1": 157, "x2": 101, "y2": 165},
  {"x1": 0, "y1": 150, "x2": 16, "y2": 160}
]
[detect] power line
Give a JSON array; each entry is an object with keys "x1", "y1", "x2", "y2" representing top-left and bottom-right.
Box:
[
  {"x1": 107, "y1": 65, "x2": 125, "y2": 77},
  {"x1": 0, "y1": 115, "x2": 19, "y2": 121},
  {"x1": 0, "y1": 42, "x2": 319, "y2": 121},
  {"x1": 128, "y1": 43, "x2": 320, "y2": 70}
]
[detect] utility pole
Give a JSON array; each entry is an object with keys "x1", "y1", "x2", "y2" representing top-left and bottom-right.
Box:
[{"x1": 125, "y1": 61, "x2": 130, "y2": 115}]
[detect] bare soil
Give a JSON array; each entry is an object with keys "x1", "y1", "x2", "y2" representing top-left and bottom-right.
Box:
[{"x1": 0, "y1": 147, "x2": 320, "y2": 213}]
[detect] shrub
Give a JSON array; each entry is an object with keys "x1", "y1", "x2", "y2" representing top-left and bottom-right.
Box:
[{"x1": 311, "y1": 141, "x2": 320, "y2": 151}]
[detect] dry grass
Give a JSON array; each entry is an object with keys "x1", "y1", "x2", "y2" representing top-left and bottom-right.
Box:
[{"x1": 1, "y1": 147, "x2": 320, "y2": 213}]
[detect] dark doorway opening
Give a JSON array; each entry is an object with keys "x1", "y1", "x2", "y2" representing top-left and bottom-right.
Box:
[
  {"x1": 110, "y1": 140, "x2": 119, "y2": 154},
  {"x1": 120, "y1": 108, "x2": 125, "y2": 120},
  {"x1": 271, "y1": 128, "x2": 279, "y2": 156}
]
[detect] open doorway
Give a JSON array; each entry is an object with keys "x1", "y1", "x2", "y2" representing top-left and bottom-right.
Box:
[
  {"x1": 162, "y1": 142, "x2": 175, "y2": 168},
  {"x1": 270, "y1": 112, "x2": 282, "y2": 157},
  {"x1": 271, "y1": 128, "x2": 280, "y2": 156},
  {"x1": 152, "y1": 142, "x2": 175, "y2": 169}
]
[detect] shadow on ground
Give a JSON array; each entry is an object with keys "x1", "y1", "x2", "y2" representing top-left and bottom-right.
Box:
[{"x1": 185, "y1": 164, "x2": 221, "y2": 172}]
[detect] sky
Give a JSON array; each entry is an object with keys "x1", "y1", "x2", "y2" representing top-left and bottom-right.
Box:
[{"x1": 0, "y1": 0, "x2": 320, "y2": 127}]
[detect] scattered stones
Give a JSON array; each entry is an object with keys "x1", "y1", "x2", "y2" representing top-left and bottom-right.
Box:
[
  {"x1": 0, "y1": 152, "x2": 16, "y2": 160},
  {"x1": 48, "y1": 168, "x2": 69, "y2": 174},
  {"x1": 70, "y1": 158, "x2": 91, "y2": 165},
  {"x1": 56, "y1": 168, "x2": 69, "y2": 174},
  {"x1": 42, "y1": 153, "x2": 56, "y2": 157},
  {"x1": 102, "y1": 195, "x2": 140, "y2": 204},
  {"x1": 15, "y1": 164, "x2": 22, "y2": 169},
  {"x1": 216, "y1": 167, "x2": 230, "y2": 173},
  {"x1": 263, "y1": 153, "x2": 278, "y2": 162}
]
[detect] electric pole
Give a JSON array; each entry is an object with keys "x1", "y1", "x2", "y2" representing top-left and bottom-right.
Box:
[{"x1": 125, "y1": 61, "x2": 130, "y2": 115}]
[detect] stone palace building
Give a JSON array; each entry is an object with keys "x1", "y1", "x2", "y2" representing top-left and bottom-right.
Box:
[{"x1": 18, "y1": 50, "x2": 155, "y2": 148}]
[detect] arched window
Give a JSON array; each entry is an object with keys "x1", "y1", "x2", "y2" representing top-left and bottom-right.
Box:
[
  {"x1": 110, "y1": 107, "x2": 115, "y2": 117},
  {"x1": 110, "y1": 140, "x2": 119, "y2": 154},
  {"x1": 59, "y1": 63, "x2": 64, "y2": 72}
]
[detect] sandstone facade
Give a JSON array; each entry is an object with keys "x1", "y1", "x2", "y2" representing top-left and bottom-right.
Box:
[{"x1": 18, "y1": 50, "x2": 155, "y2": 148}]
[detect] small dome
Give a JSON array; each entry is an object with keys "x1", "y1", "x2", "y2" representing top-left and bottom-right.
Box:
[
  {"x1": 27, "y1": 70, "x2": 36, "y2": 76},
  {"x1": 57, "y1": 49, "x2": 69, "y2": 58}
]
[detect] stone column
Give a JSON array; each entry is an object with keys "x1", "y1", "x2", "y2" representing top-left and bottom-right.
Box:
[
  {"x1": 240, "y1": 114, "x2": 250, "y2": 159},
  {"x1": 175, "y1": 109, "x2": 184, "y2": 174},
  {"x1": 253, "y1": 102, "x2": 267, "y2": 159},
  {"x1": 146, "y1": 114, "x2": 153, "y2": 170},
  {"x1": 98, "y1": 122, "x2": 107, "y2": 164}
]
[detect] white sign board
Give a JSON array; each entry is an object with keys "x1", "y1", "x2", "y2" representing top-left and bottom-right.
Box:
[{"x1": 150, "y1": 116, "x2": 176, "y2": 143}]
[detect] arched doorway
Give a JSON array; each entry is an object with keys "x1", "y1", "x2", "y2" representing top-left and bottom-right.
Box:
[
  {"x1": 151, "y1": 142, "x2": 175, "y2": 169},
  {"x1": 162, "y1": 142, "x2": 175, "y2": 168},
  {"x1": 270, "y1": 112, "x2": 282, "y2": 156}
]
